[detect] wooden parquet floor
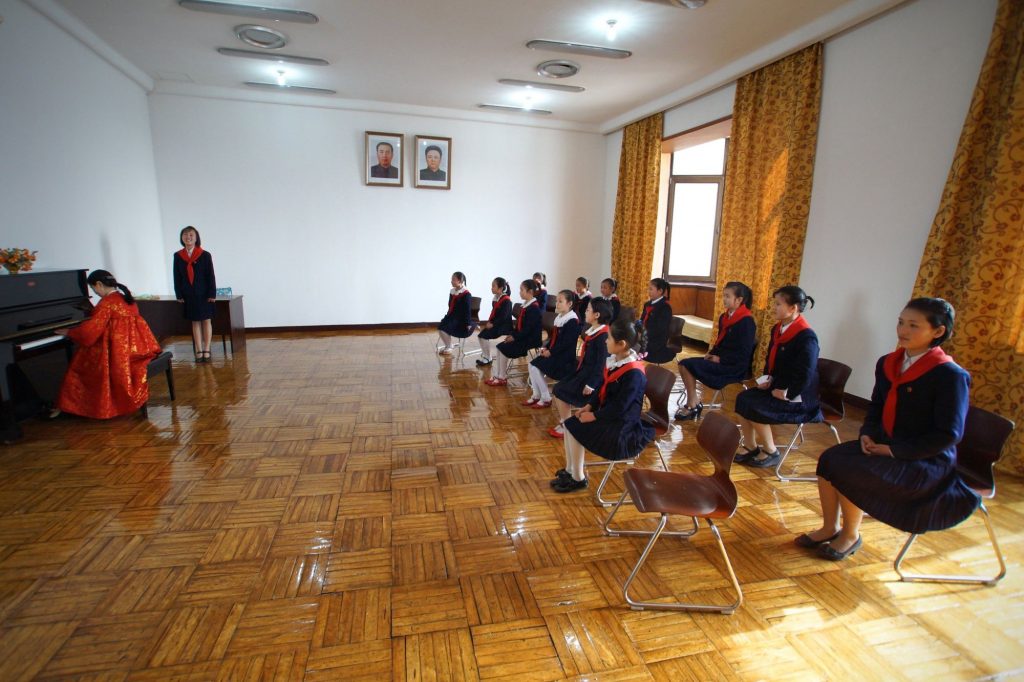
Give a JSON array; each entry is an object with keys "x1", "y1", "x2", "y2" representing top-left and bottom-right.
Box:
[{"x1": 1, "y1": 330, "x2": 1023, "y2": 681}]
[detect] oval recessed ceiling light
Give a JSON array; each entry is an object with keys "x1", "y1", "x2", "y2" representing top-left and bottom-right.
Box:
[
  {"x1": 217, "y1": 47, "x2": 328, "y2": 65},
  {"x1": 179, "y1": 0, "x2": 318, "y2": 24},
  {"x1": 498, "y1": 79, "x2": 584, "y2": 93},
  {"x1": 537, "y1": 60, "x2": 580, "y2": 79},
  {"x1": 235, "y1": 24, "x2": 287, "y2": 49},
  {"x1": 478, "y1": 104, "x2": 552, "y2": 115},
  {"x1": 527, "y1": 40, "x2": 631, "y2": 59},
  {"x1": 244, "y1": 81, "x2": 336, "y2": 95}
]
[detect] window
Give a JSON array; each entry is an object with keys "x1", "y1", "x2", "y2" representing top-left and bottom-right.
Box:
[{"x1": 662, "y1": 132, "x2": 729, "y2": 283}]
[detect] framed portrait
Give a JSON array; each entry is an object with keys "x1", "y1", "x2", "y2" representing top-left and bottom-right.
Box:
[
  {"x1": 414, "y1": 135, "x2": 452, "y2": 190},
  {"x1": 365, "y1": 131, "x2": 403, "y2": 187}
]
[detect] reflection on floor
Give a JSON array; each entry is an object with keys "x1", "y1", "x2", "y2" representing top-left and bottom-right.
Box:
[{"x1": 0, "y1": 330, "x2": 1022, "y2": 680}]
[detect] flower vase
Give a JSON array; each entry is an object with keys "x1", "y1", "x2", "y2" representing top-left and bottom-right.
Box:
[{"x1": 3, "y1": 265, "x2": 20, "y2": 275}]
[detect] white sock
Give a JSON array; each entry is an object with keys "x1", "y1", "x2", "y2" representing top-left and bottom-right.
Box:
[{"x1": 564, "y1": 430, "x2": 586, "y2": 480}]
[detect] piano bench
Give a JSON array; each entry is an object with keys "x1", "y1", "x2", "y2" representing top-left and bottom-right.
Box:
[{"x1": 146, "y1": 351, "x2": 175, "y2": 402}]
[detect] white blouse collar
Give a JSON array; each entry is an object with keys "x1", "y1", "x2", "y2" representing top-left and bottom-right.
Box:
[
  {"x1": 450, "y1": 286, "x2": 467, "y2": 296},
  {"x1": 553, "y1": 310, "x2": 578, "y2": 327},
  {"x1": 607, "y1": 349, "x2": 640, "y2": 369},
  {"x1": 585, "y1": 324, "x2": 607, "y2": 337},
  {"x1": 649, "y1": 296, "x2": 663, "y2": 305}
]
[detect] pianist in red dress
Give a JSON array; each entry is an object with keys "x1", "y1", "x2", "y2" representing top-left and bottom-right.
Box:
[{"x1": 50, "y1": 270, "x2": 161, "y2": 419}]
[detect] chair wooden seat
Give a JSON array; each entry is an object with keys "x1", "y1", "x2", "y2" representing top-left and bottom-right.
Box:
[
  {"x1": 894, "y1": 405, "x2": 1014, "y2": 585},
  {"x1": 624, "y1": 468, "x2": 734, "y2": 518},
  {"x1": 774, "y1": 357, "x2": 852, "y2": 482},
  {"x1": 603, "y1": 411, "x2": 743, "y2": 613}
]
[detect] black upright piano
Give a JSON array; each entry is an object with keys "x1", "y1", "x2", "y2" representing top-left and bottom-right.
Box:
[{"x1": 0, "y1": 269, "x2": 91, "y2": 438}]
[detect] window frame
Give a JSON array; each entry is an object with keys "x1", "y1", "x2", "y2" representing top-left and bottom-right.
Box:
[{"x1": 662, "y1": 136, "x2": 729, "y2": 285}]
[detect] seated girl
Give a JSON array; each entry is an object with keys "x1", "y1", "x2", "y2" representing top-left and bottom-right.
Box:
[
  {"x1": 476, "y1": 277, "x2": 513, "y2": 366},
  {"x1": 599, "y1": 277, "x2": 621, "y2": 322},
  {"x1": 437, "y1": 271, "x2": 472, "y2": 355},
  {"x1": 552, "y1": 318, "x2": 654, "y2": 493},
  {"x1": 733, "y1": 285, "x2": 820, "y2": 468},
  {"x1": 641, "y1": 278, "x2": 675, "y2": 363},
  {"x1": 797, "y1": 298, "x2": 976, "y2": 561},
  {"x1": 549, "y1": 298, "x2": 612, "y2": 438},
  {"x1": 51, "y1": 270, "x2": 161, "y2": 419},
  {"x1": 573, "y1": 277, "x2": 593, "y2": 320},
  {"x1": 525, "y1": 290, "x2": 581, "y2": 408},
  {"x1": 675, "y1": 281, "x2": 757, "y2": 421},
  {"x1": 486, "y1": 279, "x2": 542, "y2": 386}
]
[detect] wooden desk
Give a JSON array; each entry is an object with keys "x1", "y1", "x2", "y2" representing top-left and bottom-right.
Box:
[{"x1": 136, "y1": 296, "x2": 246, "y2": 353}]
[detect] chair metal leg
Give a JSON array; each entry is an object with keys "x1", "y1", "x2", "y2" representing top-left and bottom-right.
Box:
[
  {"x1": 591, "y1": 459, "x2": 629, "y2": 507},
  {"x1": 620, "y1": 515, "x2": 742, "y2": 613},
  {"x1": 603, "y1": 491, "x2": 698, "y2": 538},
  {"x1": 775, "y1": 424, "x2": 817, "y2": 483},
  {"x1": 894, "y1": 503, "x2": 1007, "y2": 585}
]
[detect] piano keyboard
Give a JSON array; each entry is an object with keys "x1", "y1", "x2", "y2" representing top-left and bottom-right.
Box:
[{"x1": 16, "y1": 335, "x2": 65, "y2": 352}]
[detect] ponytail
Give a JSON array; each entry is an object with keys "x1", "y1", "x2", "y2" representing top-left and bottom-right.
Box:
[
  {"x1": 610, "y1": 317, "x2": 647, "y2": 354},
  {"x1": 773, "y1": 285, "x2": 814, "y2": 312},
  {"x1": 494, "y1": 277, "x2": 511, "y2": 296},
  {"x1": 86, "y1": 269, "x2": 134, "y2": 304}
]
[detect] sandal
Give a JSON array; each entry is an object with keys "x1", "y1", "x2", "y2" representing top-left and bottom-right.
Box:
[
  {"x1": 547, "y1": 426, "x2": 564, "y2": 439},
  {"x1": 522, "y1": 398, "x2": 540, "y2": 406},
  {"x1": 530, "y1": 400, "x2": 551, "y2": 409}
]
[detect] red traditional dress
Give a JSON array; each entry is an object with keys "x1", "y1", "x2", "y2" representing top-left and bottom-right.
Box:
[{"x1": 56, "y1": 292, "x2": 161, "y2": 419}]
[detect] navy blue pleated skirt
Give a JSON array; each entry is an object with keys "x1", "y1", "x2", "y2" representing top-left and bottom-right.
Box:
[{"x1": 734, "y1": 388, "x2": 821, "y2": 424}]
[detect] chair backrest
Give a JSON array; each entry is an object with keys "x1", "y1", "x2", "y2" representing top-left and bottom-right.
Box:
[
  {"x1": 620, "y1": 306, "x2": 636, "y2": 323},
  {"x1": 512, "y1": 302, "x2": 523, "y2": 321},
  {"x1": 697, "y1": 411, "x2": 742, "y2": 479},
  {"x1": 541, "y1": 310, "x2": 556, "y2": 336},
  {"x1": 641, "y1": 364, "x2": 676, "y2": 434},
  {"x1": 546, "y1": 298, "x2": 557, "y2": 313},
  {"x1": 668, "y1": 316, "x2": 685, "y2": 340},
  {"x1": 816, "y1": 357, "x2": 852, "y2": 421},
  {"x1": 469, "y1": 296, "x2": 482, "y2": 321},
  {"x1": 956, "y1": 405, "x2": 1015, "y2": 496}
]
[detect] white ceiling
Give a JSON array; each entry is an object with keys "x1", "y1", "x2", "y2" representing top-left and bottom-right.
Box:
[{"x1": 50, "y1": 0, "x2": 904, "y2": 130}]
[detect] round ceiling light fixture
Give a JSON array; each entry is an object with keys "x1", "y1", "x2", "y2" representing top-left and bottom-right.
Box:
[
  {"x1": 234, "y1": 24, "x2": 287, "y2": 49},
  {"x1": 537, "y1": 59, "x2": 580, "y2": 79}
]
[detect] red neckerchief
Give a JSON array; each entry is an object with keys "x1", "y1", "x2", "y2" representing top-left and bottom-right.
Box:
[
  {"x1": 177, "y1": 246, "x2": 205, "y2": 285},
  {"x1": 642, "y1": 300, "x2": 656, "y2": 325},
  {"x1": 598, "y1": 360, "x2": 645, "y2": 406},
  {"x1": 881, "y1": 347, "x2": 954, "y2": 437},
  {"x1": 488, "y1": 295, "x2": 510, "y2": 322},
  {"x1": 516, "y1": 300, "x2": 538, "y2": 331},
  {"x1": 766, "y1": 316, "x2": 811, "y2": 374},
  {"x1": 577, "y1": 325, "x2": 608, "y2": 370},
  {"x1": 714, "y1": 305, "x2": 752, "y2": 347},
  {"x1": 448, "y1": 289, "x2": 470, "y2": 315}
]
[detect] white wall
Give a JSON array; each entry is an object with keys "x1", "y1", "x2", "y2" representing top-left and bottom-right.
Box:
[
  {"x1": 148, "y1": 94, "x2": 607, "y2": 327},
  {"x1": 801, "y1": 0, "x2": 996, "y2": 397},
  {"x1": 0, "y1": 0, "x2": 165, "y2": 293},
  {"x1": 621, "y1": 0, "x2": 996, "y2": 398}
]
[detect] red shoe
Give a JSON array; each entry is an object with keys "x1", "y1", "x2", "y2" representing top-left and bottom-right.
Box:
[
  {"x1": 531, "y1": 401, "x2": 551, "y2": 409},
  {"x1": 548, "y1": 426, "x2": 564, "y2": 439},
  {"x1": 522, "y1": 397, "x2": 540, "y2": 406},
  {"x1": 485, "y1": 378, "x2": 508, "y2": 387}
]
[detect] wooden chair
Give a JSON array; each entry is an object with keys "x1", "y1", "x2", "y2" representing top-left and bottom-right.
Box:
[
  {"x1": 619, "y1": 306, "x2": 636, "y2": 323},
  {"x1": 141, "y1": 350, "x2": 175, "y2": 418},
  {"x1": 774, "y1": 357, "x2": 852, "y2": 482},
  {"x1": 894, "y1": 405, "x2": 1015, "y2": 585},
  {"x1": 603, "y1": 411, "x2": 743, "y2": 613},
  {"x1": 665, "y1": 316, "x2": 685, "y2": 360},
  {"x1": 586, "y1": 364, "x2": 674, "y2": 506}
]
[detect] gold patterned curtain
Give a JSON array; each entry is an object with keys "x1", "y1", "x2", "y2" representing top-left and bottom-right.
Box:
[
  {"x1": 611, "y1": 113, "x2": 663, "y2": 310},
  {"x1": 713, "y1": 44, "x2": 823, "y2": 362},
  {"x1": 913, "y1": 0, "x2": 1024, "y2": 473}
]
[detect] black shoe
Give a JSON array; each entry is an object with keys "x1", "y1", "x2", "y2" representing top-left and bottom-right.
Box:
[
  {"x1": 734, "y1": 446, "x2": 760, "y2": 464},
  {"x1": 476, "y1": 358, "x2": 493, "y2": 366},
  {"x1": 794, "y1": 531, "x2": 841, "y2": 548},
  {"x1": 549, "y1": 469, "x2": 572, "y2": 488},
  {"x1": 553, "y1": 476, "x2": 588, "y2": 493},
  {"x1": 818, "y1": 535, "x2": 862, "y2": 561},
  {"x1": 746, "y1": 450, "x2": 781, "y2": 468},
  {"x1": 673, "y1": 404, "x2": 703, "y2": 421}
]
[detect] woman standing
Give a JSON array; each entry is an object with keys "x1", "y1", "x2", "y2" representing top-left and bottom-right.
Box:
[
  {"x1": 52, "y1": 270, "x2": 161, "y2": 419},
  {"x1": 173, "y1": 225, "x2": 217, "y2": 362}
]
